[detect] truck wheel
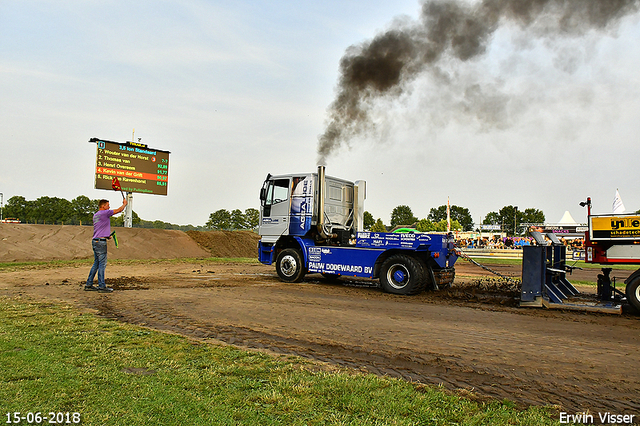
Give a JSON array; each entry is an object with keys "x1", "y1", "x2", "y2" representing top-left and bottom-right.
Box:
[
  {"x1": 380, "y1": 254, "x2": 426, "y2": 295},
  {"x1": 626, "y1": 276, "x2": 640, "y2": 311},
  {"x1": 276, "y1": 248, "x2": 306, "y2": 283}
]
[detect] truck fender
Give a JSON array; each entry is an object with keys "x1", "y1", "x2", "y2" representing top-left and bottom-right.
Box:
[
  {"x1": 624, "y1": 268, "x2": 640, "y2": 285},
  {"x1": 274, "y1": 236, "x2": 314, "y2": 269},
  {"x1": 372, "y1": 250, "x2": 407, "y2": 278}
]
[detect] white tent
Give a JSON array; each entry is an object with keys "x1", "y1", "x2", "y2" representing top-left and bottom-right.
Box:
[{"x1": 557, "y1": 211, "x2": 578, "y2": 225}]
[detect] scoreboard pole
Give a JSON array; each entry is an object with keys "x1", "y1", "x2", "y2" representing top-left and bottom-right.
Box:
[{"x1": 124, "y1": 192, "x2": 133, "y2": 228}]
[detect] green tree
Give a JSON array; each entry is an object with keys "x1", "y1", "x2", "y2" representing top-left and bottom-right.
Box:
[
  {"x1": 416, "y1": 219, "x2": 436, "y2": 232},
  {"x1": 483, "y1": 206, "x2": 545, "y2": 236},
  {"x1": 153, "y1": 220, "x2": 168, "y2": 229},
  {"x1": 112, "y1": 210, "x2": 141, "y2": 227},
  {"x1": 31, "y1": 196, "x2": 72, "y2": 224},
  {"x1": 244, "y1": 208, "x2": 259, "y2": 229},
  {"x1": 438, "y1": 219, "x2": 462, "y2": 232},
  {"x1": 230, "y1": 209, "x2": 246, "y2": 229},
  {"x1": 371, "y1": 218, "x2": 386, "y2": 232},
  {"x1": 3, "y1": 196, "x2": 29, "y2": 221},
  {"x1": 484, "y1": 206, "x2": 516, "y2": 236},
  {"x1": 521, "y1": 208, "x2": 545, "y2": 226},
  {"x1": 390, "y1": 205, "x2": 417, "y2": 227},
  {"x1": 206, "y1": 209, "x2": 232, "y2": 230},
  {"x1": 363, "y1": 211, "x2": 375, "y2": 230},
  {"x1": 428, "y1": 205, "x2": 474, "y2": 231},
  {"x1": 417, "y1": 218, "x2": 462, "y2": 232},
  {"x1": 70, "y1": 196, "x2": 98, "y2": 225},
  {"x1": 483, "y1": 212, "x2": 501, "y2": 229}
]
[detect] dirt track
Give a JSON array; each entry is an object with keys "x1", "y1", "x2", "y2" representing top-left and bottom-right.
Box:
[{"x1": 1, "y1": 259, "x2": 639, "y2": 416}]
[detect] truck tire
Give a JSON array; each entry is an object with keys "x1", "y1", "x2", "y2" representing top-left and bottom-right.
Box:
[
  {"x1": 380, "y1": 254, "x2": 426, "y2": 295},
  {"x1": 276, "y1": 248, "x2": 306, "y2": 283},
  {"x1": 626, "y1": 276, "x2": 640, "y2": 312}
]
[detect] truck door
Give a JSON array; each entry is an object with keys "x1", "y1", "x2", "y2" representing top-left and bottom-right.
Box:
[{"x1": 259, "y1": 177, "x2": 291, "y2": 241}]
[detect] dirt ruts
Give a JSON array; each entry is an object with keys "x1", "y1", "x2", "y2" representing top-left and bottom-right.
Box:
[{"x1": 2, "y1": 260, "x2": 638, "y2": 417}]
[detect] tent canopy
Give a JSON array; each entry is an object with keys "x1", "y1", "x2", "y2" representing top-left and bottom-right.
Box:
[{"x1": 557, "y1": 211, "x2": 578, "y2": 225}]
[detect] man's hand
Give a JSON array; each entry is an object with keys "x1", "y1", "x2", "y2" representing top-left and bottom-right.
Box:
[{"x1": 113, "y1": 199, "x2": 128, "y2": 214}]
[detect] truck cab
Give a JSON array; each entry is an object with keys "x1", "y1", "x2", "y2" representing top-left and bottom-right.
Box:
[{"x1": 259, "y1": 171, "x2": 358, "y2": 241}]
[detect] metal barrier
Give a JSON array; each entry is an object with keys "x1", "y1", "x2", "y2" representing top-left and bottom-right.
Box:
[
  {"x1": 461, "y1": 248, "x2": 523, "y2": 259},
  {"x1": 462, "y1": 247, "x2": 583, "y2": 260}
]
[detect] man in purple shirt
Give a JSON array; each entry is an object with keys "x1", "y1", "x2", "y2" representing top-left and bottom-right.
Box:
[{"x1": 85, "y1": 198, "x2": 127, "y2": 292}]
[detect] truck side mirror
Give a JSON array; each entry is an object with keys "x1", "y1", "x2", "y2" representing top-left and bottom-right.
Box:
[{"x1": 259, "y1": 174, "x2": 272, "y2": 204}]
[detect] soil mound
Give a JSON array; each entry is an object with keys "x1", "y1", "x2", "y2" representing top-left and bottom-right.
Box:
[
  {"x1": 186, "y1": 230, "x2": 260, "y2": 258},
  {"x1": 0, "y1": 224, "x2": 259, "y2": 262}
]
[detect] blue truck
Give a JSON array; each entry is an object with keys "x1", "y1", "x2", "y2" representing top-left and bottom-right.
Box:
[{"x1": 258, "y1": 166, "x2": 458, "y2": 295}]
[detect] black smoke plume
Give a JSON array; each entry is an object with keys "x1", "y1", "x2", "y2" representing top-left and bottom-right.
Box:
[{"x1": 317, "y1": 0, "x2": 639, "y2": 164}]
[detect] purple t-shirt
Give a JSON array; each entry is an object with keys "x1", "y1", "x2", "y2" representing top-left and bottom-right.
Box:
[{"x1": 92, "y1": 209, "x2": 114, "y2": 239}]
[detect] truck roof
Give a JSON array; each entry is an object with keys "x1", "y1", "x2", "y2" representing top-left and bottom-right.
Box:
[{"x1": 268, "y1": 172, "x2": 354, "y2": 186}]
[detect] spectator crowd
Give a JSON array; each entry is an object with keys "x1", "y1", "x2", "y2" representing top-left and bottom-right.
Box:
[{"x1": 456, "y1": 236, "x2": 585, "y2": 250}]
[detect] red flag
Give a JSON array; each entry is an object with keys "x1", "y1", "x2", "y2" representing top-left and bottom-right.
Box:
[
  {"x1": 111, "y1": 177, "x2": 121, "y2": 191},
  {"x1": 112, "y1": 177, "x2": 124, "y2": 199}
]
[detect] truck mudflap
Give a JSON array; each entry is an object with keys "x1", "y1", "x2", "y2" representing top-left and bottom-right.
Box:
[{"x1": 433, "y1": 267, "x2": 455, "y2": 289}]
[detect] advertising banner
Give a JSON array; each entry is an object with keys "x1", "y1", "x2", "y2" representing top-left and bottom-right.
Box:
[{"x1": 590, "y1": 215, "x2": 640, "y2": 240}]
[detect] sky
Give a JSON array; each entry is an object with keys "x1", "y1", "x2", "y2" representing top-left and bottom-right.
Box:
[{"x1": 1, "y1": 0, "x2": 639, "y2": 227}]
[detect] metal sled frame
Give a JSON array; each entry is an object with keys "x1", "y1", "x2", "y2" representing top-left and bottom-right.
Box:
[{"x1": 520, "y1": 232, "x2": 622, "y2": 314}]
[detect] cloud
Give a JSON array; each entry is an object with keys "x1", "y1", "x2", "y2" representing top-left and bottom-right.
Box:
[{"x1": 317, "y1": 0, "x2": 640, "y2": 165}]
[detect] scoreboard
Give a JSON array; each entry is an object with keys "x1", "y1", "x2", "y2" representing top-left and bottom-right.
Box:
[{"x1": 92, "y1": 138, "x2": 170, "y2": 196}]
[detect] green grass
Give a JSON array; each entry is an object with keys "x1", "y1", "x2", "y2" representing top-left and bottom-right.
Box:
[
  {"x1": 0, "y1": 297, "x2": 560, "y2": 426},
  {"x1": 0, "y1": 257, "x2": 258, "y2": 271},
  {"x1": 460, "y1": 255, "x2": 637, "y2": 288},
  {"x1": 461, "y1": 257, "x2": 522, "y2": 266},
  {"x1": 465, "y1": 255, "x2": 639, "y2": 270},
  {"x1": 0, "y1": 258, "x2": 92, "y2": 271}
]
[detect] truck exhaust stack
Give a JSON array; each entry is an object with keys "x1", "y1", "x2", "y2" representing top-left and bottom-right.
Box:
[{"x1": 316, "y1": 165, "x2": 330, "y2": 239}]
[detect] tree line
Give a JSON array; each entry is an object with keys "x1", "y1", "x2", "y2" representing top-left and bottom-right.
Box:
[
  {"x1": 364, "y1": 204, "x2": 544, "y2": 236},
  {"x1": 2, "y1": 195, "x2": 544, "y2": 236},
  {"x1": 1, "y1": 195, "x2": 206, "y2": 231},
  {"x1": 205, "y1": 208, "x2": 259, "y2": 230},
  {"x1": 3, "y1": 196, "x2": 97, "y2": 225},
  {"x1": 207, "y1": 203, "x2": 544, "y2": 236},
  {"x1": 1, "y1": 195, "x2": 259, "y2": 231}
]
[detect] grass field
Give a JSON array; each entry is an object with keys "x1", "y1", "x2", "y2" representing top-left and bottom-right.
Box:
[{"x1": 0, "y1": 297, "x2": 561, "y2": 426}]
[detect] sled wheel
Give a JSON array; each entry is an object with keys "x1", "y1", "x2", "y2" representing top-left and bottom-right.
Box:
[
  {"x1": 626, "y1": 276, "x2": 640, "y2": 312},
  {"x1": 276, "y1": 248, "x2": 306, "y2": 283},
  {"x1": 380, "y1": 254, "x2": 426, "y2": 295}
]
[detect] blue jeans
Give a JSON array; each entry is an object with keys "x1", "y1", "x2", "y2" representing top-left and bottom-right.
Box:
[{"x1": 86, "y1": 240, "x2": 108, "y2": 288}]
